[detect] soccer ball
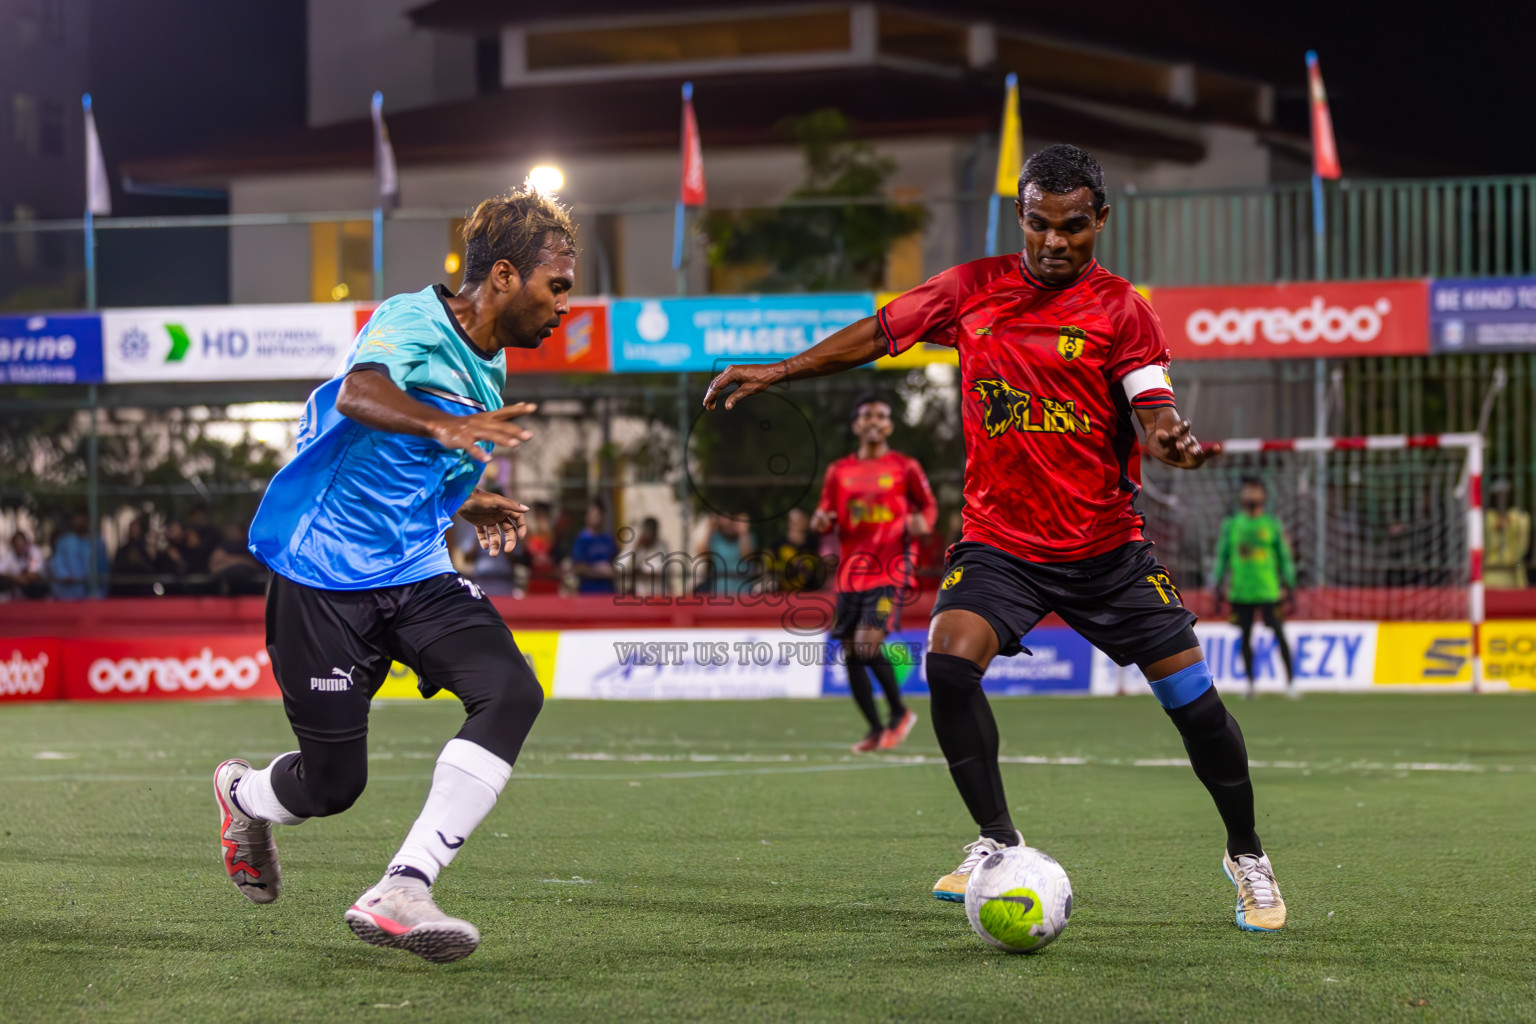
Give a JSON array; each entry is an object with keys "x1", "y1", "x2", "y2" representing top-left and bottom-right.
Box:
[{"x1": 963, "y1": 846, "x2": 1072, "y2": 953}]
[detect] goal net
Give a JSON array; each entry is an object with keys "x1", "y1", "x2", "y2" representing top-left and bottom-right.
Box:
[{"x1": 1138, "y1": 433, "x2": 1483, "y2": 623}]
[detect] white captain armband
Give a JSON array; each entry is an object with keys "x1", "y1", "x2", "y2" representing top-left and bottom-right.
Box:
[{"x1": 1121, "y1": 364, "x2": 1176, "y2": 411}]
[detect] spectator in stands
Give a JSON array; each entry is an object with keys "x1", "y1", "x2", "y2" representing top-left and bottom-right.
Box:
[
  {"x1": 210, "y1": 521, "x2": 269, "y2": 596},
  {"x1": 184, "y1": 504, "x2": 221, "y2": 576},
  {"x1": 568, "y1": 497, "x2": 618, "y2": 594},
  {"x1": 769, "y1": 508, "x2": 824, "y2": 592},
  {"x1": 517, "y1": 501, "x2": 560, "y2": 595},
  {"x1": 49, "y1": 513, "x2": 107, "y2": 600},
  {"x1": 110, "y1": 517, "x2": 156, "y2": 596},
  {"x1": 156, "y1": 519, "x2": 192, "y2": 593},
  {"x1": 695, "y1": 510, "x2": 756, "y2": 597},
  {"x1": 1484, "y1": 478, "x2": 1531, "y2": 590},
  {"x1": 617, "y1": 516, "x2": 670, "y2": 597},
  {"x1": 0, "y1": 529, "x2": 47, "y2": 601}
]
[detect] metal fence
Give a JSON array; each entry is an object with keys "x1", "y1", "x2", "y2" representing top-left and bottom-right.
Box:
[{"x1": 1106, "y1": 175, "x2": 1536, "y2": 285}]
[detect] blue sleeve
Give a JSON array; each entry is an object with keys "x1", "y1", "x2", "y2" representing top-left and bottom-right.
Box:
[{"x1": 348, "y1": 301, "x2": 437, "y2": 390}]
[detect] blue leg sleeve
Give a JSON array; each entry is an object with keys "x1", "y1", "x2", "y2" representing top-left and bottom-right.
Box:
[{"x1": 1148, "y1": 659, "x2": 1214, "y2": 710}]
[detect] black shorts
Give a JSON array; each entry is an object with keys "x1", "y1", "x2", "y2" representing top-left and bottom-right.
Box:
[
  {"x1": 265, "y1": 571, "x2": 511, "y2": 744},
  {"x1": 1231, "y1": 602, "x2": 1283, "y2": 631},
  {"x1": 931, "y1": 540, "x2": 1198, "y2": 667},
  {"x1": 832, "y1": 585, "x2": 901, "y2": 639}
]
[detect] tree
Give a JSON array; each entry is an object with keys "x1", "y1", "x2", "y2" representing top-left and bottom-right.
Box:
[{"x1": 703, "y1": 110, "x2": 927, "y2": 292}]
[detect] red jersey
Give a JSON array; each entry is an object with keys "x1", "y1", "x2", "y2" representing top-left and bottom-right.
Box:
[
  {"x1": 816, "y1": 450, "x2": 937, "y2": 592},
  {"x1": 878, "y1": 257, "x2": 1174, "y2": 563}
]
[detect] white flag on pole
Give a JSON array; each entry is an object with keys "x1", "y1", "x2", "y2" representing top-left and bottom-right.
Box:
[
  {"x1": 371, "y1": 91, "x2": 399, "y2": 210},
  {"x1": 83, "y1": 93, "x2": 110, "y2": 216}
]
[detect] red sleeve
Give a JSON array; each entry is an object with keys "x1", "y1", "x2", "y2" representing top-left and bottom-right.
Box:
[
  {"x1": 1102, "y1": 285, "x2": 1172, "y2": 383},
  {"x1": 815, "y1": 461, "x2": 840, "y2": 517},
  {"x1": 905, "y1": 457, "x2": 938, "y2": 530},
  {"x1": 876, "y1": 266, "x2": 962, "y2": 356}
]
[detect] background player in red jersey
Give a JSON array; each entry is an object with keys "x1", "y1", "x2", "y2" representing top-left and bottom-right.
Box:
[
  {"x1": 705, "y1": 144, "x2": 1286, "y2": 934},
  {"x1": 815, "y1": 394, "x2": 938, "y2": 753}
]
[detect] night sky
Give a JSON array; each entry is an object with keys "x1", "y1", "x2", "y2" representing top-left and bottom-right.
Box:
[{"x1": 91, "y1": 1, "x2": 1534, "y2": 177}]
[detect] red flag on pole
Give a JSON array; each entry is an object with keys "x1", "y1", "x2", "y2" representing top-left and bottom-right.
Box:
[
  {"x1": 680, "y1": 81, "x2": 706, "y2": 206},
  {"x1": 1306, "y1": 51, "x2": 1341, "y2": 180}
]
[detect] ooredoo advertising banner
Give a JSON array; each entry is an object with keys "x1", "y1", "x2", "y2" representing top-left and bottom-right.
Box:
[
  {"x1": 610, "y1": 294, "x2": 873, "y2": 372},
  {"x1": 61, "y1": 635, "x2": 280, "y2": 701},
  {"x1": 1149, "y1": 280, "x2": 1429, "y2": 360},
  {"x1": 103, "y1": 305, "x2": 356, "y2": 382},
  {"x1": 0, "y1": 638, "x2": 62, "y2": 702},
  {"x1": 1430, "y1": 277, "x2": 1536, "y2": 353},
  {"x1": 0, "y1": 314, "x2": 104, "y2": 384}
]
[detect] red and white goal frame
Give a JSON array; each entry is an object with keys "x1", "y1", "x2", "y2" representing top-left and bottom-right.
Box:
[{"x1": 1217, "y1": 432, "x2": 1485, "y2": 690}]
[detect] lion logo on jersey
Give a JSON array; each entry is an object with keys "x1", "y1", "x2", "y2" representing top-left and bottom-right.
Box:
[
  {"x1": 971, "y1": 379, "x2": 1091, "y2": 438},
  {"x1": 972, "y1": 379, "x2": 1034, "y2": 438},
  {"x1": 942, "y1": 566, "x2": 964, "y2": 590},
  {"x1": 1057, "y1": 325, "x2": 1088, "y2": 361}
]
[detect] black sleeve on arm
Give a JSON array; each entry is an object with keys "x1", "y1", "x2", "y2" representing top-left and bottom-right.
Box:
[
  {"x1": 875, "y1": 309, "x2": 896, "y2": 357},
  {"x1": 348, "y1": 361, "x2": 393, "y2": 378}
]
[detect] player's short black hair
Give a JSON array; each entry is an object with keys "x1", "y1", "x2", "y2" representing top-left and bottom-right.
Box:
[
  {"x1": 1239, "y1": 477, "x2": 1266, "y2": 492},
  {"x1": 850, "y1": 393, "x2": 893, "y2": 421},
  {"x1": 462, "y1": 186, "x2": 580, "y2": 284},
  {"x1": 1019, "y1": 144, "x2": 1106, "y2": 212}
]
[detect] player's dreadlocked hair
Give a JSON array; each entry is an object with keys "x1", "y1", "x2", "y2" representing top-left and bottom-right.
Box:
[
  {"x1": 461, "y1": 186, "x2": 580, "y2": 284},
  {"x1": 1018, "y1": 144, "x2": 1106, "y2": 211}
]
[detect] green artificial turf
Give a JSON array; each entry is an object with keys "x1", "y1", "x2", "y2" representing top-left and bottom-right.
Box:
[{"x1": 2, "y1": 694, "x2": 1533, "y2": 1023}]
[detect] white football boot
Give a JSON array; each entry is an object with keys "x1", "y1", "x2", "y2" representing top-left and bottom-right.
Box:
[
  {"x1": 213, "y1": 759, "x2": 281, "y2": 903},
  {"x1": 345, "y1": 879, "x2": 481, "y2": 963}
]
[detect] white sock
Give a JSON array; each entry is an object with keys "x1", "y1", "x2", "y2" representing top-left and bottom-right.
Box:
[
  {"x1": 235, "y1": 753, "x2": 308, "y2": 826},
  {"x1": 385, "y1": 738, "x2": 511, "y2": 886}
]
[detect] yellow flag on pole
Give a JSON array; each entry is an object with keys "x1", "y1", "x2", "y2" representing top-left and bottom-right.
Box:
[{"x1": 994, "y1": 73, "x2": 1023, "y2": 197}]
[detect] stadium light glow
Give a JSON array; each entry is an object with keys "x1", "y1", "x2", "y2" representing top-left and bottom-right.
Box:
[{"x1": 527, "y1": 164, "x2": 564, "y2": 194}]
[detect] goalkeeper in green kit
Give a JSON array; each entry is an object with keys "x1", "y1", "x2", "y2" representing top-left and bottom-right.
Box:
[{"x1": 1213, "y1": 478, "x2": 1297, "y2": 698}]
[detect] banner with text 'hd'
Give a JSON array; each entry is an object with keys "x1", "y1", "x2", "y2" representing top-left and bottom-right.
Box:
[
  {"x1": 1149, "y1": 280, "x2": 1429, "y2": 360},
  {"x1": 103, "y1": 305, "x2": 357, "y2": 382}
]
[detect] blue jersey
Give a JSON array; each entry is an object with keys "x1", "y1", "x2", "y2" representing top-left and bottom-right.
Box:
[{"x1": 249, "y1": 285, "x2": 506, "y2": 590}]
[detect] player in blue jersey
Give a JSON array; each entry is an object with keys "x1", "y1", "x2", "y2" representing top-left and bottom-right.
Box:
[{"x1": 213, "y1": 188, "x2": 577, "y2": 964}]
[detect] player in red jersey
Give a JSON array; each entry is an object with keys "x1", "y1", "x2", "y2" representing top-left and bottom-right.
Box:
[
  {"x1": 815, "y1": 394, "x2": 938, "y2": 753},
  {"x1": 705, "y1": 145, "x2": 1285, "y2": 933}
]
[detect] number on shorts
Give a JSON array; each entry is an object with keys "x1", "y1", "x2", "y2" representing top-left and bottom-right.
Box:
[{"x1": 1145, "y1": 573, "x2": 1180, "y2": 605}]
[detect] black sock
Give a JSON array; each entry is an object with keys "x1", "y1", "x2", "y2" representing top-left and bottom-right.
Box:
[
  {"x1": 1239, "y1": 628, "x2": 1257, "y2": 686},
  {"x1": 845, "y1": 657, "x2": 883, "y2": 732},
  {"x1": 1164, "y1": 687, "x2": 1263, "y2": 857},
  {"x1": 1271, "y1": 624, "x2": 1294, "y2": 683},
  {"x1": 927, "y1": 653, "x2": 1016, "y2": 845},
  {"x1": 867, "y1": 649, "x2": 906, "y2": 722}
]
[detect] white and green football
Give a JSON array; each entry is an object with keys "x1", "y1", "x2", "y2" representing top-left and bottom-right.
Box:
[{"x1": 963, "y1": 846, "x2": 1072, "y2": 954}]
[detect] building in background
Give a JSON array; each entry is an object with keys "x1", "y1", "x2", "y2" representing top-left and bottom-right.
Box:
[
  {"x1": 0, "y1": 0, "x2": 89, "y2": 310},
  {"x1": 126, "y1": 0, "x2": 1305, "y2": 305}
]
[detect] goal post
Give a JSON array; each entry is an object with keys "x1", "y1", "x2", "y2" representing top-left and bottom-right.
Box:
[{"x1": 1138, "y1": 432, "x2": 1484, "y2": 691}]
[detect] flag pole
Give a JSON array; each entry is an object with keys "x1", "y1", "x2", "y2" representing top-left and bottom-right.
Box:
[
  {"x1": 673, "y1": 201, "x2": 687, "y2": 296},
  {"x1": 82, "y1": 94, "x2": 98, "y2": 310},
  {"x1": 985, "y1": 197, "x2": 1000, "y2": 258},
  {"x1": 373, "y1": 205, "x2": 385, "y2": 300},
  {"x1": 988, "y1": 73, "x2": 1021, "y2": 257},
  {"x1": 673, "y1": 81, "x2": 696, "y2": 296},
  {"x1": 1306, "y1": 51, "x2": 1331, "y2": 280}
]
